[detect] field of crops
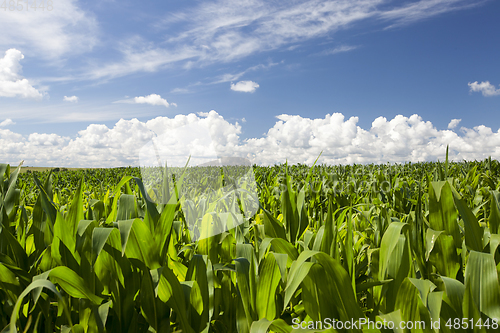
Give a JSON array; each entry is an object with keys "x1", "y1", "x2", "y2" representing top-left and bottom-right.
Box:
[{"x1": 1, "y1": 158, "x2": 500, "y2": 332}]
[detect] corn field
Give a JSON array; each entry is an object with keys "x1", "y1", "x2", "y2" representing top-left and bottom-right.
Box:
[{"x1": 1, "y1": 157, "x2": 500, "y2": 332}]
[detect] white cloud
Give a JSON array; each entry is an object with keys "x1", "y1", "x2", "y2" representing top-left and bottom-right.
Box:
[
  {"x1": 0, "y1": 49, "x2": 43, "y2": 99},
  {"x1": 213, "y1": 61, "x2": 280, "y2": 84},
  {"x1": 0, "y1": 102, "x2": 168, "y2": 123},
  {"x1": 231, "y1": 80, "x2": 259, "y2": 93},
  {"x1": 170, "y1": 88, "x2": 191, "y2": 94},
  {"x1": 114, "y1": 94, "x2": 176, "y2": 107},
  {"x1": 468, "y1": 81, "x2": 500, "y2": 97},
  {"x1": 134, "y1": 94, "x2": 174, "y2": 107},
  {"x1": 63, "y1": 95, "x2": 79, "y2": 102},
  {"x1": 380, "y1": 0, "x2": 478, "y2": 28},
  {"x1": 0, "y1": 0, "x2": 98, "y2": 58},
  {"x1": 448, "y1": 118, "x2": 461, "y2": 129},
  {"x1": 242, "y1": 113, "x2": 500, "y2": 165},
  {"x1": 3, "y1": 112, "x2": 500, "y2": 167},
  {"x1": 91, "y1": 0, "x2": 474, "y2": 79},
  {"x1": 1, "y1": 111, "x2": 239, "y2": 167},
  {"x1": 0, "y1": 119, "x2": 15, "y2": 127},
  {"x1": 28, "y1": 133, "x2": 68, "y2": 146},
  {"x1": 316, "y1": 45, "x2": 358, "y2": 56}
]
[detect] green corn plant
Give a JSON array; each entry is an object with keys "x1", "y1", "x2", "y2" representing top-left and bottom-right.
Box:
[{"x1": 1, "y1": 157, "x2": 500, "y2": 332}]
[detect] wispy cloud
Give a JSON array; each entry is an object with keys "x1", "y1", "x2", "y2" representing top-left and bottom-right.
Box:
[
  {"x1": 87, "y1": 37, "x2": 198, "y2": 80},
  {"x1": 170, "y1": 88, "x2": 191, "y2": 94},
  {"x1": 89, "y1": 0, "x2": 475, "y2": 80},
  {"x1": 231, "y1": 81, "x2": 259, "y2": 93},
  {"x1": 468, "y1": 81, "x2": 500, "y2": 97},
  {"x1": 0, "y1": 0, "x2": 98, "y2": 58},
  {"x1": 168, "y1": 61, "x2": 279, "y2": 94},
  {"x1": 213, "y1": 61, "x2": 281, "y2": 84},
  {"x1": 63, "y1": 95, "x2": 79, "y2": 103},
  {"x1": 114, "y1": 94, "x2": 177, "y2": 107},
  {"x1": 380, "y1": 0, "x2": 481, "y2": 29},
  {"x1": 315, "y1": 45, "x2": 358, "y2": 56},
  {"x1": 0, "y1": 101, "x2": 169, "y2": 123}
]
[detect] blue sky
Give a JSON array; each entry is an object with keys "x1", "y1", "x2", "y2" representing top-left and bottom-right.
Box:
[{"x1": 1, "y1": 0, "x2": 500, "y2": 167}]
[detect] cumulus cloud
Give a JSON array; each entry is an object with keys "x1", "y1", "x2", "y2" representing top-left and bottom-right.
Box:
[
  {"x1": 63, "y1": 95, "x2": 79, "y2": 102},
  {"x1": 231, "y1": 81, "x2": 259, "y2": 93},
  {"x1": 134, "y1": 94, "x2": 175, "y2": 107},
  {"x1": 28, "y1": 133, "x2": 68, "y2": 146},
  {"x1": 468, "y1": 81, "x2": 500, "y2": 97},
  {"x1": 0, "y1": 129, "x2": 69, "y2": 166},
  {"x1": 0, "y1": 49, "x2": 44, "y2": 99},
  {"x1": 2, "y1": 112, "x2": 500, "y2": 168},
  {"x1": 0, "y1": 111, "x2": 239, "y2": 167},
  {"x1": 448, "y1": 119, "x2": 461, "y2": 129},
  {"x1": 243, "y1": 114, "x2": 500, "y2": 165},
  {"x1": 0, "y1": 119, "x2": 15, "y2": 127},
  {"x1": 114, "y1": 94, "x2": 176, "y2": 107}
]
